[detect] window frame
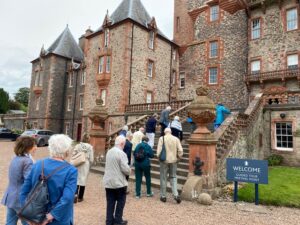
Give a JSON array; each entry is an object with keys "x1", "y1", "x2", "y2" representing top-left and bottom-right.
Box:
[
  {"x1": 99, "y1": 56, "x2": 104, "y2": 74},
  {"x1": 287, "y1": 54, "x2": 299, "y2": 69},
  {"x1": 104, "y1": 28, "x2": 110, "y2": 47},
  {"x1": 208, "y1": 67, "x2": 218, "y2": 85},
  {"x1": 251, "y1": 60, "x2": 261, "y2": 74},
  {"x1": 275, "y1": 122, "x2": 293, "y2": 151},
  {"x1": 35, "y1": 96, "x2": 40, "y2": 111},
  {"x1": 251, "y1": 18, "x2": 261, "y2": 40},
  {"x1": 65, "y1": 123, "x2": 70, "y2": 136},
  {"x1": 210, "y1": 5, "x2": 219, "y2": 22},
  {"x1": 67, "y1": 96, "x2": 72, "y2": 111},
  {"x1": 147, "y1": 60, "x2": 154, "y2": 78},
  {"x1": 69, "y1": 73, "x2": 74, "y2": 87},
  {"x1": 172, "y1": 70, "x2": 177, "y2": 85},
  {"x1": 79, "y1": 94, "x2": 84, "y2": 111},
  {"x1": 81, "y1": 71, "x2": 86, "y2": 85},
  {"x1": 209, "y1": 41, "x2": 218, "y2": 58},
  {"x1": 148, "y1": 31, "x2": 155, "y2": 49},
  {"x1": 286, "y1": 7, "x2": 298, "y2": 31},
  {"x1": 179, "y1": 72, "x2": 185, "y2": 89},
  {"x1": 106, "y1": 56, "x2": 111, "y2": 73},
  {"x1": 146, "y1": 91, "x2": 153, "y2": 104},
  {"x1": 100, "y1": 89, "x2": 107, "y2": 106}
]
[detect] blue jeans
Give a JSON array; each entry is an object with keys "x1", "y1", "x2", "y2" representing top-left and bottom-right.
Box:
[{"x1": 6, "y1": 207, "x2": 27, "y2": 225}]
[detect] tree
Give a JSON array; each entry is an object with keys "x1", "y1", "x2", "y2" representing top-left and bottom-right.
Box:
[
  {"x1": 8, "y1": 99, "x2": 22, "y2": 110},
  {"x1": 15, "y1": 87, "x2": 30, "y2": 107},
  {"x1": 0, "y1": 88, "x2": 9, "y2": 114}
]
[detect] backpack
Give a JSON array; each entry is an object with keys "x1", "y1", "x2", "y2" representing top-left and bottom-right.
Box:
[
  {"x1": 134, "y1": 145, "x2": 146, "y2": 162},
  {"x1": 18, "y1": 160, "x2": 69, "y2": 224}
]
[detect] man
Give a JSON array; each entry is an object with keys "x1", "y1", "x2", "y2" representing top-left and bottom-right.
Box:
[
  {"x1": 159, "y1": 106, "x2": 171, "y2": 136},
  {"x1": 131, "y1": 127, "x2": 145, "y2": 151},
  {"x1": 145, "y1": 113, "x2": 158, "y2": 148},
  {"x1": 103, "y1": 136, "x2": 131, "y2": 225},
  {"x1": 214, "y1": 103, "x2": 231, "y2": 130},
  {"x1": 157, "y1": 128, "x2": 183, "y2": 204}
]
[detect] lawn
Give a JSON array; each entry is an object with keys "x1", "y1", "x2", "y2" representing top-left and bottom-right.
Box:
[{"x1": 237, "y1": 166, "x2": 300, "y2": 208}]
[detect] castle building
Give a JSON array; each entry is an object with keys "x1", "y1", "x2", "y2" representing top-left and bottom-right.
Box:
[{"x1": 27, "y1": 0, "x2": 300, "y2": 165}]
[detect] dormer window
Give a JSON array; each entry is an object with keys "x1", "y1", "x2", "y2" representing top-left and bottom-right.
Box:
[
  {"x1": 149, "y1": 31, "x2": 155, "y2": 49},
  {"x1": 104, "y1": 28, "x2": 110, "y2": 47},
  {"x1": 210, "y1": 5, "x2": 219, "y2": 22}
]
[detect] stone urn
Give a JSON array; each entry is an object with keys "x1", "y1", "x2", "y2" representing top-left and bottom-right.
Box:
[
  {"x1": 88, "y1": 98, "x2": 108, "y2": 130},
  {"x1": 187, "y1": 86, "x2": 216, "y2": 139},
  {"x1": 88, "y1": 98, "x2": 109, "y2": 156}
]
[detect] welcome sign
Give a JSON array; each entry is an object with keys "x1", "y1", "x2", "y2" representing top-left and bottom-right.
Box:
[{"x1": 226, "y1": 158, "x2": 268, "y2": 184}]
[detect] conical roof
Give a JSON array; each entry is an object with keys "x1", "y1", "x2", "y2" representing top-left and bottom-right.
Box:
[
  {"x1": 110, "y1": 0, "x2": 152, "y2": 27},
  {"x1": 47, "y1": 26, "x2": 84, "y2": 61},
  {"x1": 92, "y1": 0, "x2": 169, "y2": 41}
]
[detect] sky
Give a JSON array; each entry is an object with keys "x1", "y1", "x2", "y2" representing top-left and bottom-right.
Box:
[{"x1": 0, "y1": 0, "x2": 174, "y2": 97}]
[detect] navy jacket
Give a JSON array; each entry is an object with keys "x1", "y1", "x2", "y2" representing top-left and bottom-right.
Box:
[
  {"x1": 1, "y1": 155, "x2": 33, "y2": 210},
  {"x1": 134, "y1": 142, "x2": 154, "y2": 168},
  {"x1": 123, "y1": 139, "x2": 132, "y2": 165},
  {"x1": 146, "y1": 117, "x2": 157, "y2": 133},
  {"x1": 20, "y1": 158, "x2": 77, "y2": 225}
]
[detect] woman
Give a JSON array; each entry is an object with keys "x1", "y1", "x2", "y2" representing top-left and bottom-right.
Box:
[
  {"x1": 169, "y1": 116, "x2": 183, "y2": 141},
  {"x1": 20, "y1": 134, "x2": 77, "y2": 225},
  {"x1": 1, "y1": 136, "x2": 37, "y2": 225},
  {"x1": 73, "y1": 134, "x2": 94, "y2": 203},
  {"x1": 133, "y1": 136, "x2": 154, "y2": 198}
]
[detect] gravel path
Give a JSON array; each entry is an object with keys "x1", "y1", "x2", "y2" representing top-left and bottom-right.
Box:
[{"x1": 0, "y1": 141, "x2": 299, "y2": 225}]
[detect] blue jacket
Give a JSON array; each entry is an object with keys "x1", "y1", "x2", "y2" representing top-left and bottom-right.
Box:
[
  {"x1": 1, "y1": 155, "x2": 33, "y2": 210},
  {"x1": 214, "y1": 104, "x2": 231, "y2": 125},
  {"x1": 123, "y1": 139, "x2": 132, "y2": 165},
  {"x1": 20, "y1": 158, "x2": 77, "y2": 225},
  {"x1": 159, "y1": 109, "x2": 170, "y2": 126},
  {"x1": 146, "y1": 117, "x2": 157, "y2": 133},
  {"x1": 134, "y1": 142, "x2": 154, "y2": 168}
]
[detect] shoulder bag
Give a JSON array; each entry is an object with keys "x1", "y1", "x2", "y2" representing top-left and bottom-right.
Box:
[
  {"x1": 159, "y1": 137, "x2": 167, "y2": 162},
  {"x1": 70, "y1": 151, "x2": 86, "y2": 167}
]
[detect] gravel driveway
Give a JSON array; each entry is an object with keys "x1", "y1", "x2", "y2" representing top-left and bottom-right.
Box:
[{"x1": 0, "y1": 141, "x2": 299, "y2": 225}]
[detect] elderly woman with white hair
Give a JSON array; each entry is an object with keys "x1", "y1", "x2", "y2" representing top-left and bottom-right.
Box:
[
  {"x1": 169, "y1": 116, "x2": 183, "y2": 141},
  {"x1": 20, "y1": 134, "x2": 77, "y2": 225}
]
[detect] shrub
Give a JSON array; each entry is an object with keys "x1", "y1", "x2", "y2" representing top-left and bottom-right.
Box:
[
  {"x1": 267, "y1": 154, "x2": 284, "y2": 166},
  {"x1": 11, "y1": 129, "x2": 24, "y2": 135}
]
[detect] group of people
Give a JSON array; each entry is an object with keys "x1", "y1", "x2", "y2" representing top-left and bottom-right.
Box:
[
  {"x1": 1, "y1": 103, "x2": 230, "y2": 225},
  {"x1": 1, "y1": 134, "x2": 94, "y2": 225},
  {"x1": 103, "y1": 106, "x2": 184, "y2": 225}
]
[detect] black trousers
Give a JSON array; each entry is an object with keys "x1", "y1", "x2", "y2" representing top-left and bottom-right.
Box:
[
  {"x1": 160, "y1": 123, "x2": 167, "y2": 137},
  {"x1": 105, "y1": 187, "x2": 127, "y2": 225},
  {"x1": 76, "y1": 185, "x2": 85, "y2": 200}
]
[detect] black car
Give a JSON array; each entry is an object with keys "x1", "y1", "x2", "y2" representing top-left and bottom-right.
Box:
[{"x1": 0, "y1": 128, "x2": 20, "y2": 141}]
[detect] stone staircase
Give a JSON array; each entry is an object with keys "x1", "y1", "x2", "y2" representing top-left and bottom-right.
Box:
[{"x1": 91, "y1": 102, "x2": 192, "y2": 192}]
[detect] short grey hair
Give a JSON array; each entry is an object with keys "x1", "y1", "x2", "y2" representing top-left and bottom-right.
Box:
[
  {"x1": 164, "y1": 127, "x2": 172, "y2": 134},
  {"x1": 122, "y1": 125, "x2": 129, "y2": 131},
  {"x1": 115, "y1": 135, "x2": 126, "y2": 147},
  {"x1": 166, "y1": 106, "x2": 171, "y2": 111},
  {"x1": 126, "y1": 131, "x2": 133, "y2": 138},
  {"x1": 48, "y1": 134, "x2": 73, "y2": 158}
]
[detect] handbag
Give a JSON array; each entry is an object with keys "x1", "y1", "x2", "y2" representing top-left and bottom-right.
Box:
[
  {"x1": 70, "y1": 151, "x2": 86, "y2": 167},
  {"x1": 159, "y1": 137, "x2": 167, "y2": 162},
  {"x1": 18, "y1": 161, "x2": 68, "y2": 224}
]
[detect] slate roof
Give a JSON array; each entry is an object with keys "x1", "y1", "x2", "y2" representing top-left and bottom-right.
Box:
[
  {"x1": 92, "y1": 0, "x2": 170, "y2": 42},
  {"x1": 46, "y1": 26, "x2": 84, "y2": 61}
]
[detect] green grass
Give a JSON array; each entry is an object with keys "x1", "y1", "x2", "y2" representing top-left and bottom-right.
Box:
[{"x1": 237, "y1": 166, "x2": 300, "y2": 208}]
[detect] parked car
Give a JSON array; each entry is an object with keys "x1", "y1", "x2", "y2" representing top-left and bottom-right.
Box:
[
  {"x1": 0, "y1": 128, "x2": 20, "y2": 141},
  {"x1": 21, "y1": 129, "x2": 54, "y2": 147}
]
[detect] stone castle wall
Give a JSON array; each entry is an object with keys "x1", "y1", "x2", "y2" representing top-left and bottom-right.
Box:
[{"x1": 176, "y1": 0, "x2": 248, "y2": 110}]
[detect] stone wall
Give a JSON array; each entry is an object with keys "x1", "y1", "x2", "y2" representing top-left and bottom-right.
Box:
[
  {"x1": 263, "y1": 107, "x2": 300, "y2": 167},
  {"x1": 176, "y1": 1, "x2": 248, "y2": 110},
  {"x1": 28, "y1": 57, "x2": 52, "y2": 130},
  {"x1": 130, "y1": 25, "x2": 172, "y2": 104},
  {"x1": 249, "y1": 0, "x2": 300, "y2": 72}
]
